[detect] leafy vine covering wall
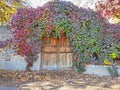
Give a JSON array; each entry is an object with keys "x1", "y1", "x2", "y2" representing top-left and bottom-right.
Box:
[
  {"x1": 4, "y1": 0, "x2": 119, "y2": 70},
  {"x1": 96, "y1": 0, "x2": 120, "y2": 65}
]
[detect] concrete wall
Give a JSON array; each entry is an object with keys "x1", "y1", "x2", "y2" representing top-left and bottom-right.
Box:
[
  {"x1": 0, "y1": 27, "x2": 41, "y2": 70},
  {"x1": 0, "y1": 54, "x2": 41, "y2": 70},
  {"x1": 84, "y1": 65, "x2": 120, "y2": 76}
]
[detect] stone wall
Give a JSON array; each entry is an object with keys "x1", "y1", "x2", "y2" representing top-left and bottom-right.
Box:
[{"x1": 0, "y1": 27, "x2": 41, "y2": 70}]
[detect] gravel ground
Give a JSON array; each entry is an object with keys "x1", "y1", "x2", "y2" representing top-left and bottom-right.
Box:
[{"x1": 0, "y1": 70, "x2": 120, "y2": 90}]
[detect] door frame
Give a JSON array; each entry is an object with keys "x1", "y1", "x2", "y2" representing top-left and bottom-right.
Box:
[{"x1": 40, "y1": 35, "x2": 73, "y2": 70}]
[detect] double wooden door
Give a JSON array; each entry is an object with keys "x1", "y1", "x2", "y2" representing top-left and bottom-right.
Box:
[{"x1": 41, "y1": 34, "x2": 72, "y2": 69}]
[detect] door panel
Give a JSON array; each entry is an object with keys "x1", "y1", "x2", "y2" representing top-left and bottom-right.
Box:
[
  {"x1": 43, "y1": 47, "x2": 58, "y2": 53},
  {"x1": 42, "y1": 53, "x2": 57, "y2": 68},
  {"x1": 59, "y1": 47, "x2": 72, "y2": 53},
  {"x1": 59, "y1": 53, "x2": 72, "y2": 67},
  {"x1": 42, "y1": 37, "x2": 58, "y2": 69}
]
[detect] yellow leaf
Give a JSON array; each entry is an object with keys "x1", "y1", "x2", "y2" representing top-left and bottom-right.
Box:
[
  {"x1": 104, "y1": 59, "x2": 112, "y2": 65},
  {"x1": 110, "y1": 53, "x2": 118, "y2": 59},
  {"x1": 0, "y1": 0, "x2": 25, "y2": 24}
]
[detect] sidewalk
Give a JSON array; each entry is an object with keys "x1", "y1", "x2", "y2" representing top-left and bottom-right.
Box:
[{"x1": 19, "y1": 80, "x2": 120, "y2": 90}]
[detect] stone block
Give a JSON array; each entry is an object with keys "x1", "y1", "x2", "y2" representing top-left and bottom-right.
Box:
[
  {"x1": 84, "y1": 65, "x2": 120, "y2": 76},
  {"x1": 117, "y1": 67, "x2": 120, "y2": 76},
  {"x1": 31, "y1": 54, "x2": 41, "y2": 70},
  {"x1": 84, "y1": 65, "x2": 94, "y2": 75},
  {"x1": 93, "y1": 65, "x2": 110, "y2": 76},
  {"x1": 0, "y1": 53, "x2": 41, "y2": 70},
  {"x1": 5, "y1": 60, "x2": 27, "y2": 70}
]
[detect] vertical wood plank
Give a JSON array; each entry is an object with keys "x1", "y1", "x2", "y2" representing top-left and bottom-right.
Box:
[{"x1": 41, "y1": 33, "x2": 72, "y2": 69}]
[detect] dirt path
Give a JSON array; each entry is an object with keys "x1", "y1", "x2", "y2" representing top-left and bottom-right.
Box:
[
  {"x1": 0, "y1": 70, "x2": 120, "y2": 90},
  {"x1": 20, "y1": 79, "x2": 120, "y2": 90}
]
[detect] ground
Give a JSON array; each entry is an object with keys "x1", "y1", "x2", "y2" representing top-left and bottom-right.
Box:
[{"x1": 0, "y1": 70, "x2": 120, "y2": 90}]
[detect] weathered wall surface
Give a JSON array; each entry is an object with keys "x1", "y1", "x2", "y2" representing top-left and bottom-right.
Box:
[{"x1": 0, "y1": 27, "x2": 41, "y2": 70}]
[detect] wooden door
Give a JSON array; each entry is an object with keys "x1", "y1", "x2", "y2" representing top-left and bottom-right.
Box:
[{"x1": 41, "y1": 34, "x2": 72, "y2": 69}]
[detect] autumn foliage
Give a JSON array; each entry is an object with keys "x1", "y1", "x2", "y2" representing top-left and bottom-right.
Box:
[
  {"x1": 96, "y1": 0, "x2": 120, "y2": 18},
  {"x1": 9, "y1": 0, "x2": 108, "y2": 70},
  {"x1": 8, "y1": 0, "x2": 120, "y2": 70},
  {"x1": 0, "y1": 0, "x2": 25, "y2": 25}
]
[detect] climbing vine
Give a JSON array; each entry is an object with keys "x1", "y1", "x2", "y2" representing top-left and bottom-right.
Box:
[
  {"x1": 96, "y1": 0, "x2": 120, "y2": 65},
  {"x1": 96, "y1": 0, "x2": 120, "y2": 19},
  {"x1": 9, "y1": 0, "x2": 114, "y2": 71}
]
